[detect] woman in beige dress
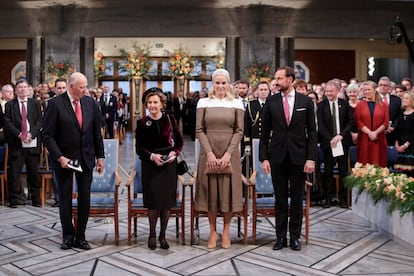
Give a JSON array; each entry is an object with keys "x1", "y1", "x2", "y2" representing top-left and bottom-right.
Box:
[{"x1": 195, "y1": 69, "x2": 244, "y2": 249}]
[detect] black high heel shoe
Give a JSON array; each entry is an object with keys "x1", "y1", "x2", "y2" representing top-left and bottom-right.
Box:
[
  {"x1": 158, "y1": 237, "x2": 169, "y2": 250},
  {"x1": 148, "y1": 237, "x2": 156, "y2": 250}
]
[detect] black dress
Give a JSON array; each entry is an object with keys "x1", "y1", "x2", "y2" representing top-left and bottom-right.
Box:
[
  {"x1": 135, "y1": 113, "x2": 183, "y2": 209},
  {"x1": 394, "y1": 111, "x2": 414, "y2": 176}
]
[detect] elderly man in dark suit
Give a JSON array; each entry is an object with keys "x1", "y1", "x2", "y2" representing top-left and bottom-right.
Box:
[
  {"x1": 4, "y1": 79, "x2": 42, "y2": 208},
  {"x1": 260, "y1": 66, "x2": 317, "y2": 251},
  {"x1": 43, "y1": 72, "x2": 105, "y2": 250},
  {"x1": 378, "y1": 76, "x2": 401, "y2": 146},
  {"x1": 318, "y1": 80, "x2": 355, "y2": 208}
]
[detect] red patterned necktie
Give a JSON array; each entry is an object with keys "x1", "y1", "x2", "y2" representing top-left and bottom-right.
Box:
[
  {"x1": 21, "y1": 101, "x2": 28, "y2": 139},
  {"x1": 283, "y1": 93, "x2": 290, "y2": 125},
  {"x1": 74, "y1": 100, "x2": 82, "y2": 128},
  {"x1": 383, "y1": 96, "x2": 388, "y2": 105}
]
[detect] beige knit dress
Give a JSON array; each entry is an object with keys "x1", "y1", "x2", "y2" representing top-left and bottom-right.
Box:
[{"x1": 194, "y1": 96, "x2": 244, "y2": 213}]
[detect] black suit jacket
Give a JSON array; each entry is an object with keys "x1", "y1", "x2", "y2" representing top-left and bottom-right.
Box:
[
  {"x1": 43, "y1": 92, "x2": 104, "y2": 170},
  {"x1": 99, "y1": 94, "x2": 117, "y2": 122},
  {"x1": 259, "y1": 91, "x2": 317, "y2": 165},
  {"x1": 388, "y1": 94, "x2": 402, "y2": 128},
  {"x1": 4, "y1": 98, "x2": 42, "y2": 156},
  {"x1": 173, "y1": 97, "x2": 186, "y2": 114},
  {"x1": 244, "y1": 99, "x2": 265, "y2": 145},
  {"x1": 317, "y1": 98, "x2": 355, "y2": 150}
]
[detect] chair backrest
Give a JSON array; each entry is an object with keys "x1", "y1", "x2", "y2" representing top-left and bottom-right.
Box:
[
  {"x1": 0, "y1": 145, "x2": 6, "y2": 172},
  {"x1": 74, "y1": 139, "x2": 118, "y2": 193},
  {"x1": 134, "y1": 156, "x2": 143, "y2": 194},
  {"x1": 387, "y1": 146, "x2": 398, "y2": 167},
  {"x1": 195, "y1": 139, "x2": 200, "y2": 168},
  {"x1": 252, "y1": 139, "x2": 274, "y2": 195},
  {"x1": 348, "y1": 145, "x2": 357, "y2": 169}
]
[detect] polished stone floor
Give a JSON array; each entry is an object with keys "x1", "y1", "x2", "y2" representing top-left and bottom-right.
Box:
[{"x1": 1, "y1": 133, "x2": 414, "y2": 275}]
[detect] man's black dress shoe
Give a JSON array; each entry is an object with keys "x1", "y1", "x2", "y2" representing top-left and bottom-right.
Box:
[
  {"x1": 340, "y1": 201, "x2": 348, "y2": 209},
  {"x1": 323, "y1": 199, "x2": 331, "y2": 208},
  {"x1": 290, "y1": 239, "x2": 301, "y2": 251},
  {"x1": 9, "y1": 199, "x2": 25, "y2": 208},
  {"x1": 61, "y1": 239, "x2": 74, "y2": 250},
  {"x1": 74, "y1": 240, "x2": 91, "y2": 250},
  {"x1": 272, "y1": 238, "x2": 287, "y2": 250}
]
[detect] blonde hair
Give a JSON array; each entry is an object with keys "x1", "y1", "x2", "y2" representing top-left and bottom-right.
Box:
[
  {"x1": 208, "y1": 69, "x2": 235, "y2": 100},
  {"x1": 405, "y1": 91, "x2": 414, "y2": 109},
  {"x1": 362, "y1": 80, "x2": 381, "y2": 104}
]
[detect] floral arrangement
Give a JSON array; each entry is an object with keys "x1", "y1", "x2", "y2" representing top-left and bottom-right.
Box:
[
  {"x1": 245, "y1": 60, "x2": 272, "y2": 87},
  {"x1": 94, "y1": 51, "x2": 106, "y2": 78},
  {"x1": 119, "y1": 42, "x2": 152, "y2": 78},
  {"x1": 44, "y1": 56, "x2": 75, "y2": 87},
  {"x1": 212, "y1": 41, "x2": 225, "y2": 69},
  {"x1": 345, "y1": 162, "x2": 414, "y2": 216},
  {"x1": 168, "y1": 47, "x2": 194, "y2": 79}
]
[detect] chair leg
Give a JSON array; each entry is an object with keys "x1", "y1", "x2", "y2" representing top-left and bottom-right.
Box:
[
  {"x1": 252, "y1": 212, "x2": 257, "y2": 244},
  {"x1": 305, "y1": 209, "x2": 309, "y2": 245},
  {"x1": 128, "y1": 213, "x2": 131, "y2": 245},
  {"x1": 176, "y1": 216, "x2": 179, "y2": 238},
  {"x1": 237, "y1": 217, "x2": 241, "y2": 238},
  {"x1": 134, "y1": 217, "x2": 137, "y2": 238},
  {"x1": 190, "y1": 206, "x2": 195, "y2": 245},
  {"x1": 181, "y1": 209, "x2": 185, "y2": 245},
  {"x1": 41, "y1": 177, "x2": 45, "y2": 207},
  {"x1": 1, "y1": 178, "x2": 4, "y2": 207},
  {"x1": 115, "y1": 213, "x2": 119, "y2": 245}
]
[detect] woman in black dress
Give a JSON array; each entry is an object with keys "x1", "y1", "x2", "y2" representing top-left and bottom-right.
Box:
[
  {"x1": 135, "y1": 88, "x2": 183, "y2": 250},
  {"x1": 394, "y1": 91, "x2": 414, "y2": 176}
]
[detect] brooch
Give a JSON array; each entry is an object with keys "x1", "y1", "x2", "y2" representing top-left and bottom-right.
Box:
[{"x1": 146, "y1": 120, "x2": 152, "y2": 126}]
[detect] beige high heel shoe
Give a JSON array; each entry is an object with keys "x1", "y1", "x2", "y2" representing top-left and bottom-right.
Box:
[
  {"x1": 207, "y1": 232, "x2": 218, "y2": 249},
  {"x1": 221, "y1": 232, "x2": 231, "y2": 249}
]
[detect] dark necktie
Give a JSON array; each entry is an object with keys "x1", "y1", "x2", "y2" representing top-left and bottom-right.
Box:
[
  {"x1": 332, "y1": 102, "x2": 337, "y2": 134},
  {"x1": 74, "y1": 100, "x2": 83, "y2": 128},
  {"x1": 21, "y1": 101, "x2": 28, "y2": 139}
]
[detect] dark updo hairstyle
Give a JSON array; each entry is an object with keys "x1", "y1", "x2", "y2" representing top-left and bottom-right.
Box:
[{"x1": 143, "y1": 87, "x2": 167, "y2": 109}]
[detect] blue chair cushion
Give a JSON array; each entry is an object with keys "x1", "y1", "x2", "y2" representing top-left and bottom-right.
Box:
[
  {"x1": 256, "y1": 197, "x2": 276, "y2": 208},
  {"x1": 131, "y1": 198, "x2": 182, "y2": 209},
  {"x1": 131, "y1": 197, "x2": 145, "y2": 209},
  {"x1": 72, "y1": 197, "x2": 115, "y2": 209}
]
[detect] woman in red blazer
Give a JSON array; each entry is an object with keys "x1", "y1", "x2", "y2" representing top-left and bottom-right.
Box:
[{"x1": 354, "y1": 81, "x2": 389, "y2": 167}]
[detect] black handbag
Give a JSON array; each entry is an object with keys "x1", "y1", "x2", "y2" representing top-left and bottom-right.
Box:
[
  {"x1": 176, "y1": 159, "x2": 189, "y2": 176},
  {"x1": 166, "y1": 114, "x2": 191, "y2": 176}
]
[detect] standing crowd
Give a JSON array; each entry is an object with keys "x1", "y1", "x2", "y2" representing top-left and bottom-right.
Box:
[{"x1": 1, "y1": 68, "x2": 413, "y2": 253}]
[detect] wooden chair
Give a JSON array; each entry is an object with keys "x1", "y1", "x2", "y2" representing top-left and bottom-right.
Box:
[
  {"x1": 39, "y1": 146, "x2": 53, "y2": 206},
  {"x1": 188, "y1": 139, "x2": 248, "y2": 245},
  {"x1": 250, "y1": 139, "x2": 311, "y2": 244},
  {"x1": 72, "y1": 139, "x2": 121, "y2": 244},
  {"x1": 0, "y1": 144, "x2": 8, "y2": 206},
  {"x1": 126, "y1": 156, "x2": 186, "y2": 245},
  {"x1": 317, "y1": 144, "x2": 340, "y2": 201}
]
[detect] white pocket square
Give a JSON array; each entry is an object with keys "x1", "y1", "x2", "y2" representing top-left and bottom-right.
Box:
[{"x1": 296, "y1": 108, "x2": 306, "y2": 111}]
